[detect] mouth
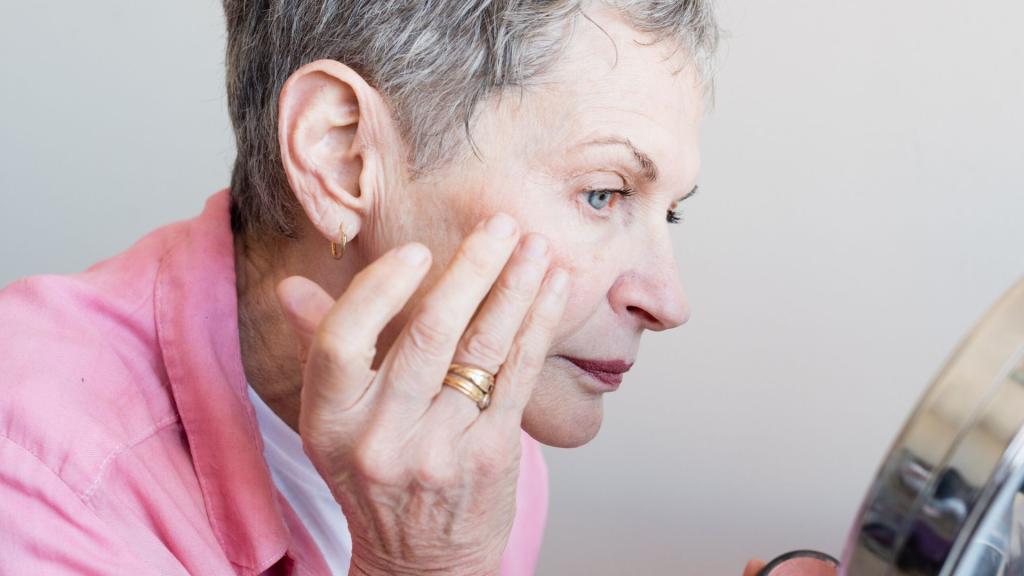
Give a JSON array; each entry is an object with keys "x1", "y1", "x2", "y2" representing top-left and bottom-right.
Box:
[{"x1": 558, "y1": 356, "x2": 634, "y2": 389}]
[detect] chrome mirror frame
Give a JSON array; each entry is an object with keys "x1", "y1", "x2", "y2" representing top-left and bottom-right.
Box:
[{"x1": 841, "y1": 279, "x2": 1024, "y2": 575}]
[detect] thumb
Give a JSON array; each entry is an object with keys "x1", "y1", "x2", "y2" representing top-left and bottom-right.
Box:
[{"x1": 276, "y1": 275, "x2": 336, "y2": 361}]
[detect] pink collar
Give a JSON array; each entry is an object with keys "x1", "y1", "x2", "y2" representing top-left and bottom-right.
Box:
[{"x1": 155, "y1": 190, "x2": 292, "y2": 571}]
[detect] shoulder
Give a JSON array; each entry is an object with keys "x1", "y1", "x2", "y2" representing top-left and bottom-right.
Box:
[{"x1": 0, "y1": 222, "x2": 188, "y2": 495}]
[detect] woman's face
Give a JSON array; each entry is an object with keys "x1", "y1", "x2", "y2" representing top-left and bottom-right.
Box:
[{"x1": 369, "y1": 7, "x2": 702, "y2": 447}]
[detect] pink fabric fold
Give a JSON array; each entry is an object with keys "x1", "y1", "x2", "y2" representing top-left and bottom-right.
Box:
[{"x1": 0, "y1": 189, "x2": 548, "y2": 575}]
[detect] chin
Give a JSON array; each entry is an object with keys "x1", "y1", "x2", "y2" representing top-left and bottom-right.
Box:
[{"x1": 519, "y1": 363, "x2": 606, "y2": 448}]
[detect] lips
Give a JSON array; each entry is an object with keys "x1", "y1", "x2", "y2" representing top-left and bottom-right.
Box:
[{"x1": 560, "y1": 356, "x2": 634, "y2": 388}]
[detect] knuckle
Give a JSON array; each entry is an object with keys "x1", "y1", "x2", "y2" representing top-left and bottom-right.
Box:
[
  {"x1": 312, "y1": 331, "x2": 360, "y2": 368},
  {"x1": 460, "y1": 329, "x2": 506, "y2": 365},
  {"x1": 504, "y1": 337, "x2": 541, "y2": 375},
  {"x1": 413, "y1": 454, "x2": 457, "y2": 490},
  {"x1": 352, "y1": 443, "x2": 398, "y2": 486},
  {"x1": 406, "y1": 312, "x2": 455, "y2": 359},
  {"x1": 313, "y1": 328, "x2": 378, "y2": 376},
  {"x1": 492, "y1": 273, "x2": 537, "y2": 309}
]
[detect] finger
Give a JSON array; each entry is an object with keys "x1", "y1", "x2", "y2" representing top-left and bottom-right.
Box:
[
  {"x1": 292, "y1": 242, "x2": 432, "y2": 410},
  {"x1": 428, "y1": 233, "x2": 551, "y2": 428},
  {"x1": 276, "y1": 275, "x2": 337, "y2": 362},
  {"x1": 476, "y1": 267, "x2": 569, "y2": 429},
  {"x1": 743, "y1": 558, "x2": 767, "y2": 576},
  {"x1": 382, "y1": 213, "x2": 521, "y2": 408}
]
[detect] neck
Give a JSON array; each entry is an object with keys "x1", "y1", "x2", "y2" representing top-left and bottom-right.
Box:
[{"x1": 233, "y1": 227, "x2": 362, "y2": 433}]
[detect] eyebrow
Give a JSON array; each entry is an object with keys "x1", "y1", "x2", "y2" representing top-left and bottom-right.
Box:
[
  {"x1": 576, "y1": 136, "x2": 659, "y2": 183},
  {"x1": 677, "y1": 184, "x2": 699, "y2": 204},
  {"x1": 576, "y1": 135, "x2": 699, "y2": 202}
]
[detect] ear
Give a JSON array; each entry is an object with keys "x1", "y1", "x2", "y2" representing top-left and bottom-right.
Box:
[{"x1": 278, "y1": 59, "x2": 385, "y2": 244}]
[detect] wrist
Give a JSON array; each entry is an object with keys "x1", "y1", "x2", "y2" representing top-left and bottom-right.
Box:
[{"x1": 349, "y1": 550, "x2": 498, "y2": 576}]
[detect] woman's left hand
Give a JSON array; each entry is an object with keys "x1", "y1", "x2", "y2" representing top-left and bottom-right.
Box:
[{"x1": 275, "y1": 214, "x2": 568, "y2": 575}]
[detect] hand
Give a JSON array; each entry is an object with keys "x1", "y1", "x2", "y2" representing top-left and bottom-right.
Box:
[{"x1": 276, "y1": 213, "x2": 568, "y2": 576}]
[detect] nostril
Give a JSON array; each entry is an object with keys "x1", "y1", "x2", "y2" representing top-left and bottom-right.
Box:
[{"x1": 626, "y1": 305, "x2": 659, "y2": 327}]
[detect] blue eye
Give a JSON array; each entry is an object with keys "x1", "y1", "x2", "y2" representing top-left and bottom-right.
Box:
[
  {"x1": 585, "y1": 187, "x2": 634, "y2": 211},
  {"x1": 587, "y1": 190, "x2": 613, "y2": 210}
]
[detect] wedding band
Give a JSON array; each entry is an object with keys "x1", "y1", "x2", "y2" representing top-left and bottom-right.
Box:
[
  {"x1": 447, "y1": 363, "x2": 496, "y2": 394},
  {"x1": 443, "y1": 373, "x2": 491, "y2": 410}
]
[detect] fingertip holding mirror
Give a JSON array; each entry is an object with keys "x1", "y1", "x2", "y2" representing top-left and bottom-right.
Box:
[{"x1": 755, "y1": 550, "x2": 840, "y2": 576}]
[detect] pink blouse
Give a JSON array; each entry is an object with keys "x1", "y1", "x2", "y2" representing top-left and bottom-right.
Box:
[{"x1": 0, "y1": 189, "x2": 548, "y2": 575}]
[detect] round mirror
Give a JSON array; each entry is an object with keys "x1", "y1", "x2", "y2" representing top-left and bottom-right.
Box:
[{"x1": 840, "y1": 278, "x2": 1024, "y2": 575}]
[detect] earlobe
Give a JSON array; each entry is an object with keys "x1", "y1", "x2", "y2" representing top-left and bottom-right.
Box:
[{"x1": 278, "y1": 59, "x2": 380, "y2": 244}]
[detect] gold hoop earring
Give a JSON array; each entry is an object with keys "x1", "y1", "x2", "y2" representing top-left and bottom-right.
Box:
[{"x1": 330, "y1": 222, "x2": 348, "y2": 260}]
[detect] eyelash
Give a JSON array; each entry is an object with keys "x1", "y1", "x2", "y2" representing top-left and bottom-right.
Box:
[
  {"x1": 598, "y1": 187, "x2": 635, "y2": 199},
  {"x1": 583, "y1": 186, "x2": 684, "y2": 224},
  {"x1": 581, "y1": 187, "x2": 633, "y2": 213}
]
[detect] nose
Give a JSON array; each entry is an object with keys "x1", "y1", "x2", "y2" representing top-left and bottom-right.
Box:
[{"x1": 607, "y1": 242, "x2": 690, "y2": 332}]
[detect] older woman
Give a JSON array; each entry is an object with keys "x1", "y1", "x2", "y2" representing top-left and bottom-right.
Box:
[{"x1": 0, "y1": 1, "x2": 748, "y2": 575}]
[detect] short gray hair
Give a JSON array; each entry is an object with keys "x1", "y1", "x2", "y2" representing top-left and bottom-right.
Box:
[{"x1": 223, "y1": 1, "x2": 720, "y2": 239}]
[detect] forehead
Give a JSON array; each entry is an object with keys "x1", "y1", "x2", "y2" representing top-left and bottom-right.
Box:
[
  {"x1": 482, "y1": 5, "x2": 704, "y2": 184},
  {"x1": 551, "y1": 5, "x2": 704, "y2": 112}
]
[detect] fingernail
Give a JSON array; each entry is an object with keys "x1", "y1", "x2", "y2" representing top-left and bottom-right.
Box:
[
  {"x1": 550, "y1": 269, "x2": 569, "y2": 295},
  {"x1": 486, "y1": 213, "x2": 517, "y2": 238},
  {"x1": 397, "y1": 243, "x2": 429, "y2": 266},
  {"x1": 521, "y1": 234, "x2": 548, "y2": 261}
]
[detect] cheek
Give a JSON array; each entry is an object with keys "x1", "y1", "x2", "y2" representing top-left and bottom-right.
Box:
[{"x1": 546, "y1": 243, "x2": 611, "y2": 336}]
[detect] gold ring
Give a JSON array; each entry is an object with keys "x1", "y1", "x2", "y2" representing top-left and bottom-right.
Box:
[
  {"x1": 447, "y1": 363, "x2": 496, "y2": 395},
  {"x1": 443, "y1": 372, "x2": 491, "y2": 410}
]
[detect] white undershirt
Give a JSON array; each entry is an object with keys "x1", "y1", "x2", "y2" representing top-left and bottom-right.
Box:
[{"x1": 247, "y1": 384, "x2": 353, "y2": 575}]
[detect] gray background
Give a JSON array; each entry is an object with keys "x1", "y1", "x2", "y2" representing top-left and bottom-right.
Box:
[{"x1": 2, "y1": 1, "x2": 1022, "y2": 574}]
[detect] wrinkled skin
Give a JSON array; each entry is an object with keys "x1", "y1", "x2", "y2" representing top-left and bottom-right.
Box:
[{"x1": 236, "y1": 4, "x2": 703, "y2": 575}]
